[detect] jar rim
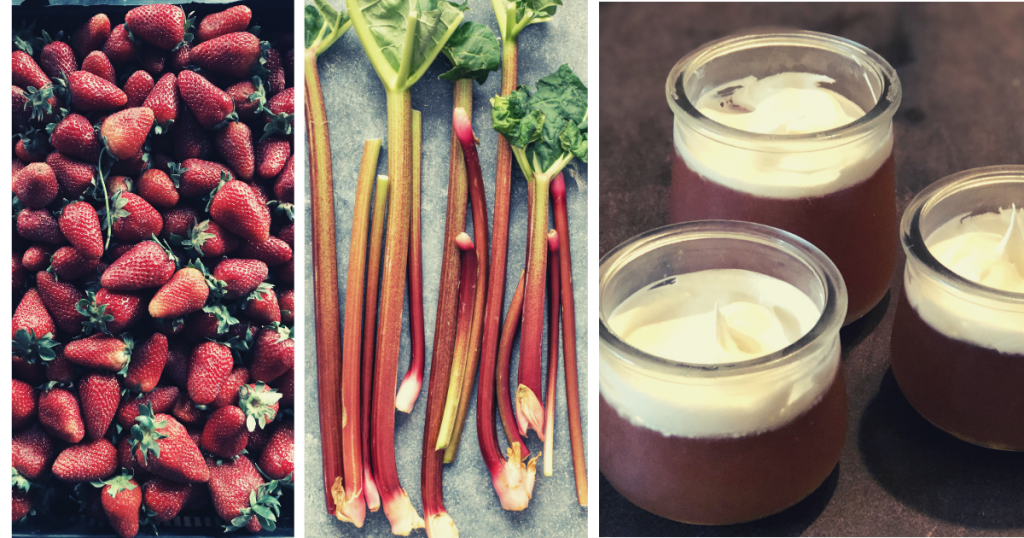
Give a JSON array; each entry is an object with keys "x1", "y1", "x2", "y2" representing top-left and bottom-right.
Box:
[
  {"x1": 901, "y1": 165, "x2": 1024, "y2": 305},
  {"x1": 599, "y1": 220, "x2": 848, "y2": 378},
  {"x1": 665, "y1": 30, "x2": 902, "y2": 149}
]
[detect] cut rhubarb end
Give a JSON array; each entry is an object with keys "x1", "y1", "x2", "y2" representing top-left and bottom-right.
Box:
[
  {"x1": 492, "y1": 443, "x2": 537, "y2": 511},
  {"x1": 424, "y1": 512, "x2": 459, "y2": 538},
  {"x1": 363, "y1": 467, "x2": 381, "y2": 512},
  {"x1": 515, "y1": 384, "x2": 546, "y2": 441},
  {"x1": 330, "y1": 476, "x2": 366, "y2": 527},
  {"x1": 381, "y1": 489, "x2": 426, "y2": 536},
  {"x1": 395, "y1": 370, "x2": 424, "y2": 414}
]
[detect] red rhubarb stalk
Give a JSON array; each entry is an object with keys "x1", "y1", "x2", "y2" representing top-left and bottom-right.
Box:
[
  {"x1": 516, "y1": 176, "x2": 546, "y2": 440},
  {"x1": 396, "y1": 110, "x2": 425, "y2": 414},
  {"x1": 552, "y1": 173, "x2": 588, "y2": 506},
  {"x1": 436, "y1": 232, "x2": 480, "y2": 450},
  {"x1": 544, "y1": 229, "x2": 560, "y2": 477}
]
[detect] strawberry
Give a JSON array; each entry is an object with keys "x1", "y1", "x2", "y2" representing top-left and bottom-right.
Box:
[
  {"x1": 159, "y1": 206, "x2": 198, "y2": 239},
  {"x1": 139, "y1": 43, "x2": 167, "y2": 76},
  {"x1": 13, "y1": 425, "x2": 57, "y2": 481},
  {"x1": 17, "y1": 209, "x2": 66, "y2": 245},
  {"x1": 201, "y1": 405, "x2": 249, "y2": 457},
  {"x1": 125, "y1": 333, "x2": 168, "y2": 393},
  {"x1": 117, "y1": 386, "x2": 179, "y2": 428},
  {"x1": 188, "y1": 341, "x2": 233, "y2": 405},
  {"x1": 15, "y1": 137, "x2": 49, "y2": 163},
  {"x1": 110, "y1": 192, "x2": 163, "y2": 242},
  {"x1": 197, "y1": 6, "x2": 252, "y2": 43},
  {"x1": 39, "y1": 386, "x2": 86, "y2": 443},
  {"x1": 272, "y1": 154, "x2": 295, "y2": 202},
  {"x1": 13, "y1": 288, "x2": 55, "y2": 341},
  {"x1": 102, "y1": 240, "x2": 176, "y2": 291},
  {"x1": 143, "y1": 73, "x2": 178, "y2": 131},
  {"x1": 65, "y1": 70, "x2": 127, "y2": 111},
  {"x1": 225, "y1": 80, "x2": 261, "y2": 122},
  {"x1": 207, "y1": 455, "x2": 281, "y2": 532},
  {"x1": 132, "y1": 404, "x2": 211, "y2": 483},
  {"x1": 64, "y1": 333, "x2": 131, "y2": 372},
  {"x1": 13, "y1": 51, "x2": 50, "y2": 91},
  {"x1": 22, "y1": 244, "x2": 54, "y2": 272},
  {"x1": 100, "y1": 107, "x2": 154, "y2": 160},
  {"x1": 244, "y1": 283, "x2": 280, "y2": 325},
  {"x1": 72, "y1": 14, "x2": 112, "y2": 59},
  {"x1": 178, "y1": 70, "x2": 235, "y2": 128},
  {"x1": 178, "y1": 219, "x2": 239, "y2": 258},
  {"x1": 13, "y1": 379, "x2": 38, "y2": 430},
  {"x1": 143, "y1": 477, "x2": 193, "y2": 522},
  {"x1": 91, "y1": 288, "x2": 146, "y2": 333},
  {"x1": 46, "y1": 152, "x2": 97, "y2": 199},
  {"x1": 13, "y1": 163, "x2": 59, "y2": 209},
  {"x1": 181, "y1": 310, "x2": 227, "y2": 343},
  {"x1": 124, "y1": 70, "x2": 155, "y2": 108},
  {"x1": 209, "y1": 180, "x2": 270, "y2": 242},
  {"x1": 256, "y1": 136, "x2": 290, "y2": 180},
  {"x1": 276, "y1": 258, "x2": 294, "y2": 284},
  {"x1": 52, "y1": 438, "x2": 117, "y2": 482},
  {"x1": 190, "y1": 32, "x2": 261, "y2": 78},
  {"x1": 160, "y1": 343, "x2": 191, "y2": 389},
  {"x1": 137, "y1": 168, "x2": 179, "y2": 208},
  {"x1": 278, "y1": 289, "x2": 294, "y2": 325},
  {"x1": 171, "y1": 392, "x2": 205, "y2": 426},
  {"x1": 244, "y1": 425, "x2": 270, "y2": 459},
  {"x1": 94, "y1": 474, "x2": 142, "y2": 538},
  {"x1": 265, "y1": 47, "x2": 286, "y2": 96},
  {"x1": 103, "y1": 23, "x2": 137, "y2": 64},
  {"x1": 13, "y1": 355, "x2": 48, "y2": 385},
  {"x1": 13, "y1": 85, "x2": 32, "y2": 132},
  {"x1": 13, "y1": 256, "x2": 28, "y2": 294},
  {"x1": 13, "y1": 490, "x2": 33, "y2": 522},
  {"x1": 211, "y1": 367, "x2": 250, "y2": 409},
  {"x1": 111, "y1": 146, "x2": 150, "y2": 176},
  {"x1": 238, "y1": 382, "x2": 281, "y2": 431},
  {"x1": 178, "y1": 159, "x2": 233, "y2": 197},
  {"x1": 174, "y1": 109, "x2": 214, "y2": 161},
  {"x1": 126, "y1": 4, "x2": 188, "y2": 50},
  {"x1": 271, "y1": 368, "x2": 294, "y2": 407},
  {"x1": 213, "y1": 258, "x2": 267, "y2": 299},
  {"x1": 48, "y1": 114, "x2": 103, "y2": 162},
  {"x1": 79, "y1": 373, "x2": 122, "y2": 441},
  {"x1": 250, "y1": 325, "x2": 293, "y2": 383},
  {"x1": 46, "y1": 349, "x2": 79, "y2": 384},
  {"x1": 168, "y1": 43, "x2": 190, "y2": 73},
  {"x1": 51, "y1": 246, "x2": 100, "y2": 280},
  {"x1": 215, "y1": 121, "x2": 255, "y2": 180},
  {"x1": 40, "y1": 37, "x2": 78, "y2": 79},
  {"x1": 258, "y1": 420, "x2": 294, "y2": 480},
  {"x1": 81, "y1": 50, "x2": 116, "y2": 84},
  {"x1": 58, "y1": 201, "x2": 104, "y2": 259},
  {"x1": 150, "y1": 267, "x2": 209, "y2": 318},
  {"x1": 36, "y1": 270, "x2": 87, "y2": 335},
  {"x1": 262, "y1": 86, "x2": 294, "y2": 138}
]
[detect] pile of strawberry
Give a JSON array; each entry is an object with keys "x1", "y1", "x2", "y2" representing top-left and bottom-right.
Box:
[{"x1": 12, "y1": 4, "x2": 295, "y2": 536}]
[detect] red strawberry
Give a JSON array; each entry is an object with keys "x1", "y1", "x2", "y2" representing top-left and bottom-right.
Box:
[
  {"x1": 22, "y1": 244, "x2": 54, "y2": 272},
  {"x1": 111, "y1": 146, "x2": 150, "y2": 176},
  {"x1": 258, "y1": 420, "x2": 294, "y2": 480},
  {"x1": 81, "y1": 50, "x2": 117, "y2": 84},
  {"x1": 265, "y1": 47, "x2": 286, "y2": 95},
  {"x1": 215, "y1": 121, "x2": 255, "y2": 180},
  {"x1": 64, "y1": 333, "x2": 131, "y2": 372},
  {"x1": 13, "y1": 51, "x2": 50, "y2": 91},
  {"x1": 13, "y1": 379, "x2": 38, "y2": 430},
  {"x1": 234, "y1": 236, "x2": 293, "y2": 268},
  {"x1": 66, "y1": 70, "x2": 127, "y2": 111},
  {"x1": 209, "y1": 181, "x2": 270, "y2": 242},
  {"x1": 126, "y1": 4, "x2": 187, "y2": 50},
  {"x1": 171, "y1": 392, "x2": 206, "y2": 426},
  {"x1": 239, "y1": 382, "x2": 281, "y2": 431},
  {"x1": 187, "y1": 219, "x2": 239, "y2": 258},
  {"x1": 118, "y1": 437, "x2": 152, "y2": 481},
  {"x1": 95, "y1": 474, "x2": 142, "y2": 538},
  {"x1": 211, "y1": 367, "x2": 250, "y2": 409},
  {"x1": 181, "y1": 310, "x2": 225, "y2": 343},
  {"x1": 92, "y1": 288, "x2": 146, "y2": 333},
  {"x1": 15, "y1": 138, "x2": 49, "y2": 163},
  {"x1": 40, "y1": 39, "x2": 78, "y2": 79},
  {"x1": 225, "y1": 80, "x2": 261, "y2": 122},
  {"x1": 79, "y1": 373, "x2": 122, "y2": 441},
  {"x1": 264, "y1": 86, "x2": 294, "y2": 135},
  {"x1": 124, "y1": 70, "x2": 155, "y2": 107},
  {"x1": 197, "y1": 6, "x2": 252, "y2": 43},
  {"x1": 58, "y1": 201, "x2": 104, "y2": 259},
  {"x1": 46, "y1": 349, "x2": 79, "y2": 384},
  {"x1": 13, "y1": 355, "x2": 48, "y2": 386},
  {"x1": 38, "y1": 386, "x2": 86, "y2": 443},
  {"x1": 276, "y1": 258, "x2": 294, "y2": 284},
  {"x1": 49, "y1": 114, "x2": 103, "y2": 162},
  {"x1": 149, "y1": 267, "x2": 209, "y2": 318},
  {"x1": 13, "y1": 425, "x2": 57, "y2": 480},
  {"x1": 117, "y1": 386, "x2": 179, "y2": 428},
  {"x1": 174, "y1": 109, "x2": 214, "y2": 161},
  {"x1": 36, "y1": 270, "x2": 87, "y2": 335},
  {"x1": 178, "y1": 70, "x2": 235, "y2": 128},
  {"x1": 13, "y1": 490, "x2": 32, "y2": 522},
  {"x1": 51, "y1": 246, "x2": 100, "y2": 280},
  {"x1": 245, "y1": 425, "x2": 270, "y2": 459},
  {"x1": 202, "y1": 405, "x2": 249, "y2": 457},
  {"x1": 207, "y1": 455, "x2": 275, "y2": 532},
  {"x1": 17, "y1": 209, "x2": 66, "y2": 245},
  {"x1": 188, "y1": 341, "x2": 233, "y2": 405},
  {"x1": 256, "y1": 137, "x2": 290, "y2": 180},
  {"x1": 168, "y1": 43, "x2": 190, "y2": 73},
  {"x1": 161, "y1": 343, "x2": 191, "y2": 389},
  {"x1": 103, "y1": 23, "x2": 137, "y2": 64},
  {"x1": 143, "y1": 478, "x2": 193, "y2": 522},
  {"x1": 159, "y1": 206, "x2": 198, "y2": 239},
  {"x1": 101, "y1": 107, "x2": 154, "y2": 160},
  {"x1": 178, "y1": 159, "x2": 233, "y2": 197},
  {"x1": 137, "y1": 168, "x2": 179, "y2": 208},
  {"x1": 273, "y1": 155, "x2": 295, "y2": 203},
  {"x1": 13, "y1": 288, "x2": 55, "y2": 341},
  {"x1": 190, "y1": 32, "x2": 261, "y2": 78},
  {"x1": 46, "y1": 152, "x2": 97, "y2": 199},
  {"x1": 72, "y1": 14, "x2": 112, "y2": 59},
  {"x1": 125, "y1": 333, "x2": 168, "y2": 393},
  {"x1": 244, "y1": 283, "x2": 280, "y2": 325},
  {"x1": 140, "y1": 43, "x2": 167, "y2": 76},
  {"x1": 102, "y1": 240, "x2": 176, "y2": 291},
  {"x1": 132, "y1": 405, "x2": 211, "y2": 483},
  {"x1": 13, "y1": 85, "x2": 32, "y2": 132},
  {"x1": 111, "y1": 192, "x2": 163, "y2": 242},
  {"x1": 214, "y1": 258, "x2": 267, "y2": 299},
  {"x1": 52, "y1": 438, "x2": 118, "y2": 482},
  {"x1": 143, "y1": 73, "x2": 178, "y2": 130},
  {"x1": 13, "y1": 163, "x2": 59, "y2": 209},
  {"x1": 271, "y1": 368, "x2": 294, "y2": 407},
  {"x1": 13, "y1": 256, "x2": 28, "y2": 294},
  {"x1": 278, "y1": 289, "x2": 295, "y2": 325},
  {"x1": 250, "y1": 325, "x2": 293, "y2": 383}
]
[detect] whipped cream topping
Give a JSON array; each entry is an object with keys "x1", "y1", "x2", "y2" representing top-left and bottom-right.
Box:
[
  {"x1": 601, "y1": 269, "x2": 839, "y2": 438},
  {"x1": 905, "y1": 205, "x2": 1024, "y2": 355},
  {"x1": 675, "y1": 72, "x2": 893, "y2": 198}
]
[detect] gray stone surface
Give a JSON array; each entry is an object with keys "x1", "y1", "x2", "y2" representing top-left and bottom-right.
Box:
[{"x1": 304, "y1": 2, "x2": 589, "y2": 537}]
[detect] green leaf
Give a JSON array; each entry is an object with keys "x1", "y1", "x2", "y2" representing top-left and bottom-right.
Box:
[
  {"x1": 439, "y1": 22, "x2": 500, "y2": 85},
  {"x1": 306, "y1": 0, "x2": 352, "y2": 56}
]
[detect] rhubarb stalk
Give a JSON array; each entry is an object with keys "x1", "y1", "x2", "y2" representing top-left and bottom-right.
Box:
[
  {"x1": 396, "y1": 110, "x2": 424, "y2": 414},
  {"x1": 543, "y1": 229, "x2": 559, "y2": 477},
  {"x1": 436, "y1": 232, "x2": 479, "y2": 450},
  {"x1": 552, "y1": 173, "x2": 588, "y2": 506}
]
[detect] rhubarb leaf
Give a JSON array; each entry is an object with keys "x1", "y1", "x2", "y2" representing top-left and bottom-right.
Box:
[
  {"x1": 305, "y1": 0, "x2": 352, "y2": 56},
  {"x1": 439, "y1": 22, "x2": 500, "y2": 85}
]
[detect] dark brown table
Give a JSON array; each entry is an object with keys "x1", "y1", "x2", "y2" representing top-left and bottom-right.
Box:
[{"x1": 598, "y1": 3, "x2": 1024, "y2": 536}]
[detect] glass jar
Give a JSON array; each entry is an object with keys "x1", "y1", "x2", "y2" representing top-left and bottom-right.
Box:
[
  {"x1": 599, "y1": 220, "x2": 849, "y2": 525},
  {"x1": 891, "y1": 165, "x2": 1024, "y2": 451},
  {"x1": 666, "y1": 31, "x2": 901, "y2": 324}
]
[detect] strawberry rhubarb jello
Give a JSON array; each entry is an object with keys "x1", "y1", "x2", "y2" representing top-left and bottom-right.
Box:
[{"x1": 666, "y1": 31, "x2": 902, "y2": 323}]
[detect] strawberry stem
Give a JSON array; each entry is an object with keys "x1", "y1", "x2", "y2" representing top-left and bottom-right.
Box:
[
  {"x1": 396, "y1": 110, "x2": 424, "y2": 414},
  {"x1": 544, "y1": 229, "x2": 559, "y2": 477}
]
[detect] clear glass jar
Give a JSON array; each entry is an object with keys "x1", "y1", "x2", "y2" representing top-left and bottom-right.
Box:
[
  {"x1": 891, "y1": 165, "x2": 1024, "y2": 451},
  {"x1": 599, "y1": 220, "x2": 849, "y2": 525},
  {"x1": 666, "y1": 31, "x2": 901, "y2": 324}
]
